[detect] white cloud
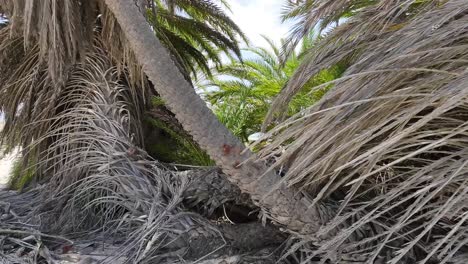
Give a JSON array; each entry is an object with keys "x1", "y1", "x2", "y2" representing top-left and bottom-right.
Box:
[{"x1": 223, "y1": 0, "x2": 290, "y2": 49}]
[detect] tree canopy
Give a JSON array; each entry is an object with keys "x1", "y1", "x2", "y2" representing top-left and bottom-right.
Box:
[
  {"x1": 0, "y1": 0, "x2": 467, "y2": 263},
  {"x1": 204, "y1": 34, "x2": 344, "y2": 141},
  {"x1": 149, "y1": 0, "x2": 247, "y2": 80}
]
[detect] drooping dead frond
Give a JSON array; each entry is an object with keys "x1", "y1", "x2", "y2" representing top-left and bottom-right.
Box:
[
  {"x1": 0, "y1": 47, "x2": 261, "y2": 263},
  {"x1": 257, "y1": 0, "x2": 468, "y2": 262},
  {"x1": 0, "y1": 0, "x2": 148, "y2": 95},
  {"x1": 267, "y1": 0, "x2": 440, "y2": 126},
  {"x1": 98, "y1": 2, "x2": 149, "y2": 89},
  {"x1": 0, "y1": 8, "x2": 206, "y2": 258},
  {"x1": 0, "y1": 0, "x2": 291, "y2": 262},
  {"x1": 0, "y1": 0, "x2": 97, "y2": 85},
  {"x1": 0, "y1": 6, "x2": 148, "y2": 160}
]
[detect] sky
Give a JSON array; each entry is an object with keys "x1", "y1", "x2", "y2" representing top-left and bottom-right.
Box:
[{"x1": 223, "y1": 0, "x2": 291, "y2": 49}]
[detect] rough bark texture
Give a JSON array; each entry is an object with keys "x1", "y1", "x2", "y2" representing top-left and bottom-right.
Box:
[
  {"x1": 103, "y1": 0, "x2": 320, "y2": 235},
  {"x1": 182, "y1": 168, "x2": 255, "y2": 216}
]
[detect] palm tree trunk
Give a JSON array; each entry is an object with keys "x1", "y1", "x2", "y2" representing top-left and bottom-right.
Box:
[{"x1": 103, "y1": 0, "x2": 320, "y2": 235}]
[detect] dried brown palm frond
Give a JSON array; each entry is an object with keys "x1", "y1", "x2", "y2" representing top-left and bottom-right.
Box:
[
  {"x1": 0, "y1": 2, "x2": 147, "y2": 158},
  {"x1": 0, "y1": 46, "x2": 273, "y2": 263},
  {"x1": 0, "y1": 18, "x2": 286, "y2": 262},
  {"x1": 8, "y1": 44, "x2": 185, "y2": 258},
  {"x1": 255, "y1": 0, "x2": 468, "y2": 263},
  {"x1": 0, "y1": 6, "x2": 201, "y2": 257},
  {"x1": 0, "y1": 0, "x2": 96, "y2": 85},
  {"x1": 98, "y1": 1, "x2": 149, "y2": 89},
  {"x1": 0, "y1": 0, "x2": 146, "y2": 90},
  {"x1": 266, "y1": 0, "x2": 441, "y2": 125}
]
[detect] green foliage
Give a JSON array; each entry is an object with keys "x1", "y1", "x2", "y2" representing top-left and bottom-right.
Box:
[
  {"x1": 147, "y1": 0, "x2": 247, "y2": 80},
  {"x1": 265, "y1": 0, "x2": 435, "y2": 124},
  {"x1": 8, "y1": 156, "x2": 35, "y2": 191},
  {"x1": 145, "y1": 117, "x2": 213, "y2": 166},
  {"x1": 203, "y1": 34, "x2": 345, "y2": 141},
  {"x1": 151, "y1": 96, "x2": 166, "y2": 107}
]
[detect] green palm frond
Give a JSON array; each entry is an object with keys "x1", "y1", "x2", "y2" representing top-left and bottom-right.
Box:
[
  {"x1": 156, "y1": 25, "x2": 208, "y2": 80},
  {"x1": 149, "y1": 0, "x2": 247, "y2": 80},
  {"x1": 203, "y1": 34, "x2": 343, "y2": 141}
]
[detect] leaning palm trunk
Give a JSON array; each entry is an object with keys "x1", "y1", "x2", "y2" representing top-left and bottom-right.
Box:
[
  {"x1": 0, "y1": 1, "x2": 291, "y2": 262},
  {"x1": 0, "y1": 42, "x2": 197, "y2": 262},
  {"x1": 103, "y1": 0, "x2": 321, "y2": 234},
  {"x1": 0, "y1": 0, "x2": 320, "y2": 235},
  {"x1": 0, "y1": 41, "x2": 284, "y2": 263}
]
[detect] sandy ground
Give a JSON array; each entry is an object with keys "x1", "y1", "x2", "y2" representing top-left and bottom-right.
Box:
[
  {"x1": 0, "y1": 122, "x2": 18, "y2": 188},
  {"x1": 0, "y1": 150, "x2": 16, "y2": 188}
]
